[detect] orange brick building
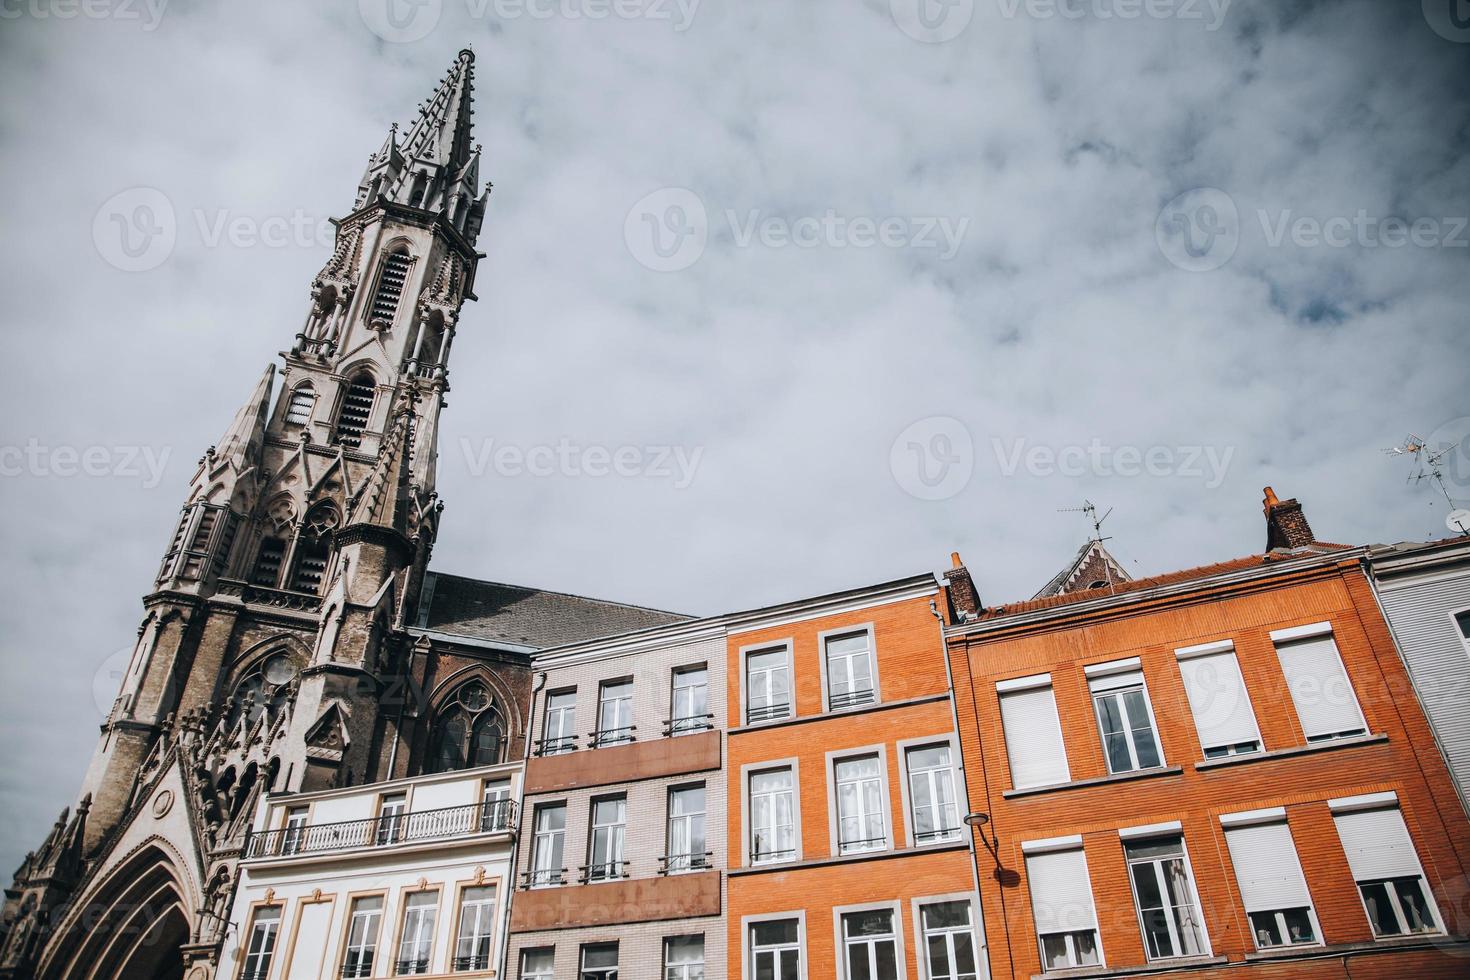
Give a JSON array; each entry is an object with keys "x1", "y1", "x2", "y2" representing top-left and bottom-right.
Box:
[
  {"x1": 724, "y1": 576, "x2": 986, "y2": 980},
  {"x1": 942, "y1": 490, "x2": 1470, "y2": 979}
]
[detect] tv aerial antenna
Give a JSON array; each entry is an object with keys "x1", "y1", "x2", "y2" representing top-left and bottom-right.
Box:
[
  {"x1": 1385, "y1": 435, "x2": 1469, "y2": 536},
  {"x1": 1059, "y1": 500, "x2": 1121, "y2": 593}
]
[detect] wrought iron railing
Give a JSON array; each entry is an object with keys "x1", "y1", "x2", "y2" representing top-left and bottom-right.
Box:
[
  {"x1": 663, "y1": 714, "x2": 715, "y2": 736},
  {"x1": 519, "y1": 867, "x2": 568, "y2": 889},
  {"x1": 244, "y1": 799, "x2": 515, "y2": 859},
  {"x1": 837, "y1": 835, "x2": 888, "y2": 855},
  {"x1": 580, "y1": 860, "x2": 631, "y2": 883},
  {"x1": 590, "y1": 726, "x2": 636, "y2": 748},
  {"x1": 534, "y1": 734, "x2": 578, "y2": 756},
  {"x1": 828, "y1": 688, "x2": 876, "y2": 710},
  {"x1": 394, "y1": 957, "x2": 431, "y2": 975},
  {"x1": 340, "y1": 957, "x2": 375, "y2": 979},
  {"x1": 750, "y1": 846, "x2": 796, "y2": 864},
  {"x1": 660, "y1": 851, "x2": 713, "y2": 874},
  {"x1": 746, "y1": 702, "x2": 792, "y2": 724},
  {"x1": 453, "y1": 951, "x2": 493, "y2": 971},
  {"x1": 915, "y1": 826, "x2": 962, "y2": 845}
]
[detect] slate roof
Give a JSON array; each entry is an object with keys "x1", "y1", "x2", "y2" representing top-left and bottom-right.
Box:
[{"x1": 417, "y1": 571, "x2": 693, "y2": 649}]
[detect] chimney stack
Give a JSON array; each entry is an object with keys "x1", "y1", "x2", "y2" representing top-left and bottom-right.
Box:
[
  {"x1": 943, "y1": 551, "x2": 981, "y2": 622},
  {"x1": 1263, "y1": 486, "x2": 1316, "y2": 552}
]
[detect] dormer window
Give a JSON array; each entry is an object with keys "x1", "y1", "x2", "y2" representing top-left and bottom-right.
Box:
[{"x1": 369, "y1": 250, "x2": 412, "y2": 327}]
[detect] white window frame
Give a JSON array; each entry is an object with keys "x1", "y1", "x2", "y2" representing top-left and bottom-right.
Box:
[
  {"x1": 741, "y1": 641, "x2": 795, "y2": 725},
  {"x1": 663, "y1": 935, "x2": 705, "y2": 980},
  {"x1": 819, "y1": 623, "x2": 880, "y2": 712},
  {"x1": 341, "y1": 894, "x2": 384, "y2": 979},
  {"x1": 241, "y1": 905, "x2": 282, "y2": 980},
  {"x1": 670, "y1": 664, "x2": 711, "y2": 735},
  {"x1": 395, "y1": 889, "x2": 440, "y2": 976},
  {"x1": 1174, "y1": 640, "x2": 1264, "y2": 759},
  {"x1": 377, "y1": 792, "x2": 408, "y2": 846},
  {"x1": 1022, "y1": 837, "x2": 1104, "y2": 972},
  {"x1": 541, "y1": 688, "x2": 577, "y2": 755},
  {"x1": 586, "y1": 795, "x2": 628, "y2": 881},
  {"x1": 743, "y1": 759, "x2": 802, "y2": 866},
  {"x1": 579, "y1": 941, "x2": 619, "y2": 980},
  {"x1": 282, "y1": 806, "x2": 308, "y2": 855},
  {"x1": 666, "y1": 783, "x2": 708, "y2": 873},
  {"x1": 594, "y1": 678, "x2": 635, "y2": 747},
  {"x1": 826, "y1": 745, "x2": 891, "y2": 856},
  {"x1": 1218, "y1": 809, "x2": 1321, "y2": 951},
  {"x1": 1329, "y1": 794, "x2": 1445, "y2": 940},
  {"x1": 744, "y1": 911, "x2": 807, "y2": 980},
  {"x1": 453, "y1": 884, "x2": 498, "y2": 972},
  {"x1": 530, "y1": 802, "x2": 567, "y2": 887},
  {"x1": 996, "y1": 674, "x2": 1071, "y2": 790},
  {"x1": 1086, "y1": 660, "x2": 1166, "y2": 775},
  {"x1": 1119, "y1": 827, "x2": 1211, "y2": 961},
  {"x1": 1270, "y1": 622, "x2": 1369, "y2": 742},
  {"x1": 519, "y1": 947, "x2": 555, "y2": 980},
  {"x1": 481, "y1": 779, "x2": 512, "y2": 832},
  {"x1": 896, "y1": 735, "x2": 962, "y2": 847},
  {"x1": 1449, "y1": 605, "x2": 1470, "y2": 659},
  {"x1": 834, "y1": 900, "x2": 907, "y2": 980},
  {"x1": 910, "y1": 893, "x2": 985, "y2": 980}
]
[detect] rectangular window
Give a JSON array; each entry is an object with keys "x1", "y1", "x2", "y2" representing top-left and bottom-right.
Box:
[
  {"x1": 1026, "y1": 848, "x2": 1101, "y2": 970},
  {"x1": 580, "y1": 943, "x2": 618, "y2": 980},
  {"x1": 746, "y1": 647, "x2": 792, "y2": 723},
  {"x1": 906, "y1": 744, "x2": 960, "y2": 844},
  {"x1": 1222, "y1": 819, "x2": 1319, "y2": 949},
  {"x1": 750, "y1": 767, "x2": 797, "y2": 864},
  {"x1": 520, "y1": 948, "x2": 554, "y2": 980},
  {"x1": 1274, "y1": 631, "x2": 1368, "y2": 742},
  {"x1": 241, "y1": 906, "x2": 281, "y2": 980},
  {"x1": 998, "y1": 676, "x2": 1071, "y2": 789},
  {"x1": 1455, "y1": 609, "x2": 1470, "y2": 644},
  {"x1": 664, "y1": 936, "x2": 704, "y2": 980},
  {"x1": 835, "y1": 754, "x2": 887, "y2": 854},
  {"x1": 541, "y1": 689, "x2": 577, "y2": 755},
  {"x1": 1176, "y1": 647, "x2": 1263, "y2": 758},
  {"x1": 377, "y1": 793, "x2": 408, "y2": 846},
  {"x1": 670, "y1": 665, "x2": 710, "y2": 735},
  {"x1": 453, "y1": 885, "x2": 497, "y2": 971},
  {"x1": 750, "y1": 919, "x2": 802, "y2": 980},
  {"x1": 481, "y1": 780, "x2": 512, "y2": 832},
  {"x1": 282, "y1": 806, "x2": 308, "y2": 855},
  {"x1": 395, "y1": 891, "x2": 438, "y2": 975},
  {"x1": 530, "y1": 804, "x2": 566, "y2": 887},
  {"x1": 1088, "y1": 668, "x2": 1163, "y2": 775},
  {"x1": 1124, "y1": 836, "x2": 1208, "y2": 960},
  {"x1": 595, "y1": 679, "x2": 634, "y2": 747},
  {"x1": 342, "y1": 896, "x2": 384, "y2": 979},
  {"x1": 587, "y1": 796, "x2": 627, "y2": 881},
  {"x1": 825, "y1": 630, "x2": 876, "y2": 710},
  {"x1": 1332, "y1": 804, "x2": 1442, "y2": 938},
  {"x1": 667, "y1": 785, "x2": 708, "y2": 873},
  {"x1": 920, "y1": 902, "x2": 979, "y2": 980},
  {"x1": 841, "y1": 909, "x2": 899, "y2": 980}
]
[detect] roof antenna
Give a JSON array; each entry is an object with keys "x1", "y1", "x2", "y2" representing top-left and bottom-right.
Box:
[
  {"x1": 1385, "y1": 435, "x2": 1469, "y2": 536},
  {"x1": 1059, "y1": 500, "x2": 1118, "y2": 593}
]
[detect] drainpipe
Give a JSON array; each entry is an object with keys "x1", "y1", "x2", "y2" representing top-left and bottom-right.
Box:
[
  {"x1": 498, "y1": 670, "x2": 546, "y2": 980},
  {"x1": 932, "y1": 600, "x2": 996, "y2": 980}
]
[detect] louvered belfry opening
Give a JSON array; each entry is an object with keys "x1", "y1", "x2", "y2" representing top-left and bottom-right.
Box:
[
  {"x1": 333, "y1": 374, "x2": 376, "y2": 449},
  {"x1": 369, "y1": 250, "x2": 412, "y2": 326},
  {"x1": 250, "y1": 537, "x2": 286, "y2": 587}
]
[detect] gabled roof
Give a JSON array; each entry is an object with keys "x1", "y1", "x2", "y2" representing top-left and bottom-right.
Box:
[
  {"x1": 1032, "y1": 539, "x2": 1132, "y2": 599},
  {"x1": 416, "y1": 572, "x2": 692, "y2": 650}
]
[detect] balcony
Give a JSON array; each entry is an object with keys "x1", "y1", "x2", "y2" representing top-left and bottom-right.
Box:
[
  {"x1": 524, "y1": 728, "x2": 720, "y2": 794},
  {"x1": 509, "y1": 868, "x2": 720, "y2": 932},
  {"x1": 244, "y1": 799, "x2": 514, "y2": 860}
]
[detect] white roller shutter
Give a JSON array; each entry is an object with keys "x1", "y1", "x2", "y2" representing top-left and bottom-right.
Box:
[
  {"x1": 1223, "y1": 822, "x2": 1312, "y2": 911},
  {"x1": 1026, "y1": 848, "x2": 1098, "y2": 933},
  {"x1": 1178, "y1": 651, "x2": 1260, "y2": 751},
  {"x1": 1333, "y1": 807, "x2": 1421, "y2": 881},
  {"x1": 1275, "y1": 635, "x2": 1366, "y2": 739},
  {"x1": 1000, "y1": 685, "x2": 1071, "y2": 789}
]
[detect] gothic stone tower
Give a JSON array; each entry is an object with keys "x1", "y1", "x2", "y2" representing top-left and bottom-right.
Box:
[{"x1": 0, "y1": 51, "x2": 493, "y2": 980}]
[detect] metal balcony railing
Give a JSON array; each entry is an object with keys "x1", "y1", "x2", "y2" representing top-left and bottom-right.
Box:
[
  {"x1": 340, "y1": 956, "x2": 375, "y2": 979},
  {"x1": 519, "y1": 867, "x2": 568, "y2": 889},
  {"x1": 244, "y1": 799, "x2": 515, "y2": 859},
  {"x1": 837, "y1": 835, "x2": 888, "y2": 855},
  {"x1": 659, "y1": 851, "x2": 713, "y2": 874},
  {"x1": 750, "y1": 846, "x2": 796, "y2": 864},
  {"x1": 394, "y1": 957, "x2": 430, "y2": 976},
  {"x1": 915, "y1": 826, "x2": 963, "y2": 845},
  {"x1": 534, "y1": 734, "x2": 578, "y2": 757},
  {"x1": 453, "y1": 950, "x2": 493, "y2": 971},
  {"x1": 828, "y1": 688, "x2": 876, "y2": 710},
  {"x1": 746, "y1": 702, "x2": 792, "y2": 724},
  {"x1": 590, "y1": 726, "x2": 636, "y2": 748},
  {"x1": 663, "y1": 714, "x2": 715, "y2": 736},
  {"x1": 580, "y1": 860, "x2": 631, "y2": 883}
]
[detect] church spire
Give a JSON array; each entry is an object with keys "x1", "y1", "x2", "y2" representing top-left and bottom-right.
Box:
[{"x1": 399, "y1": 48, "x2": 477, "y2": 176}]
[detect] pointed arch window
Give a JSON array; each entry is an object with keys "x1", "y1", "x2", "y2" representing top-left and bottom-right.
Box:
[
  {"x1": 333, "y1": 373, "x2": 376, "y2": 449},
  {"x1": 429, "y1": 682, "x2": 504, "y2": 773},
  {"x1": 288, "y1": 502, "x2": 339, "y2": 594},
  {"x1": 285, "y1": 384, "x2": 316, "y2": 426},
  {"x1": 226, "y1": 651, "x2": 298, "y2": 731},
  {"x1": 369, "y1": 250, "x2": 413, "y2": 327}
]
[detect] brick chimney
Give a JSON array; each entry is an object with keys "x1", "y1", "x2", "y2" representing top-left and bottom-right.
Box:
[
  {"x1": 943, "y1": 551, "x2": 981, "y2": 622},
  {"x1": 1263, "y1": 486, "x2": 1316, "y2": 552}
]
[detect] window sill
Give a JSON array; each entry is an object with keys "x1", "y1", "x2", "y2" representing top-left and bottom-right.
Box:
[
  {"x1": 1031, "y1": 955, "x2": 1227, "y2": 979},
  {"x1": 1193, "y1": 733, "x2": 1388, "y2": 772},
  {"x1": 729, "y1": 692, "x2": 949, "y2": 735},
  {"x1": 729, "y1": 839, "x2": 968, "y2": 876},
  {"x1": 1243, "y1": 933, "x2": 1465, "y2": 962},
  {"x1": 1003, "y1": 766, "x2": 1183, "y2": 800}
]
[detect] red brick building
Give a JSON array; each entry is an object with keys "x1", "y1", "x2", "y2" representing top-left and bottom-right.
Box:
[{"x1": 943, "y1": 490, "x2": 1470, "y2": 979}]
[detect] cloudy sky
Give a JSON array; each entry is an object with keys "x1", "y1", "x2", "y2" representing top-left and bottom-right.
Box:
[{"x1": 0, "y1": 0, "x2": 1467, "y2": 873}]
